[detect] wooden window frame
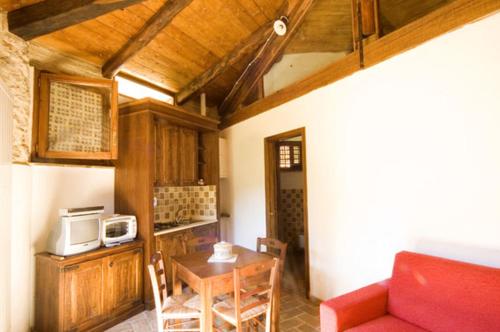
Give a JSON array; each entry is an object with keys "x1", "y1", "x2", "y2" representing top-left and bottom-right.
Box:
[
  {"x1": 36, "y1": 72, "x2": 118, "y2": 160},
  {"x1": 278, "y1": 141, "x2": 302, "y2": 172}
]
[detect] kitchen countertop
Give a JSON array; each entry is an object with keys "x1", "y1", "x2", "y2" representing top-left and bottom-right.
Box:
[{"x1": 153, "y1": 219, "x2": 218, "y2": 236}]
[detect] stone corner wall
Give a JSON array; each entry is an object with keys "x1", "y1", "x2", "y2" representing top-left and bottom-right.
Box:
[{"x1": 0, "y1": 11, "x2": 33, "y2": 162}]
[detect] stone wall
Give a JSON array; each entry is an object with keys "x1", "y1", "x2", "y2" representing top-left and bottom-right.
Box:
[{"x1": 0, "y1": 11, "x2": 32, "y2": 162}]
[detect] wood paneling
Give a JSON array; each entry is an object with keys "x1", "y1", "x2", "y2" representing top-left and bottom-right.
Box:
[
  {"x1": 285, "y1": 0, "x2": 353, "y2": 54},
  {"x1": 102, "y1": 0, "x2": 195, "y2": 78}
]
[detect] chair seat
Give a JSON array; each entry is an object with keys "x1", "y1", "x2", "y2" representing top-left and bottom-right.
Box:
[
  {"x1": 212, "y1": 296, "x2": 268, "y2": 325},
  {"x1": 345, "y1": 315, "x2": 428, "y2": 332},
  {"x1": 162, "y1": 293, "x2": 201, "y2": 319}
]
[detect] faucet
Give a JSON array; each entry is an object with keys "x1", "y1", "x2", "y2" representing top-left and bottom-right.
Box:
[{"x1": 175, "y1": 207, "x2": 189, "y2": 224}]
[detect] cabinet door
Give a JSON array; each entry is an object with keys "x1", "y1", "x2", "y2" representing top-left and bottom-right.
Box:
[
  {"x1": 63, "y1": 260, "x2": 105, "y2": 331},
  {"x1": 178, "y1": 127, "x2": 198, "y2": 186},
  {"x1": 104, "y1": 248, "x2": 143, "y2": 314},
  {"x1": 155, "y1": 232, "x2": 190, "y2": 285},
  {"x1": 155, "y1": 120, "x2": 179, "y2": 186}
]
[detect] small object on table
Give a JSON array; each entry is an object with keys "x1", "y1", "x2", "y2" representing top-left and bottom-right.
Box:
[{"x1": 208, "y1": 241, "x2": 236, "y2": 263}]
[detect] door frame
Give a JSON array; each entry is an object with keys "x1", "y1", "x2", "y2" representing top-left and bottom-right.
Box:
[{"x1": 264, "y1": 127, "x2": 310, "y2": 298}]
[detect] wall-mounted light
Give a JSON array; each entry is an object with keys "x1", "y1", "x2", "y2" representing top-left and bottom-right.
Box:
[{"x1": 274, "y1": 16, "x2": 289, "y2": 36}]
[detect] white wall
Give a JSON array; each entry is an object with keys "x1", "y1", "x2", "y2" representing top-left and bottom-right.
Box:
[
  {"x1": 9, "y1": 164, "x2": 114, "y2": 331},
  {"x1": 222, "y1": 12, "x2": 500, "y2": 301},
  {"x1": 264, "y1": 52, "x2": 346, "y2": 96},
  {"x1": 0, "y1": 81, "x2": 13, "y2": 332}
]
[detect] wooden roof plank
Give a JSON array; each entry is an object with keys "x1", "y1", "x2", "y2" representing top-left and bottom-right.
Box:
[
  {"x1": 8, "y1": 0, "x2": 145, "y2": 40},
  {"x1": 176, "y1": 21, "x2": 275, "y2": 104},
  {"x1": 219, "y1": 0, "x2": 316, "y2": 115},
  {"x1": 102, "y1": 0, "x2": 194, "y2": 78}
]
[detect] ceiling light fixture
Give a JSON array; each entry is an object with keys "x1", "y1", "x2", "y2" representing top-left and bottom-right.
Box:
[{"x1": 273, "y1": 16, "x2": 289, "y2": 36}]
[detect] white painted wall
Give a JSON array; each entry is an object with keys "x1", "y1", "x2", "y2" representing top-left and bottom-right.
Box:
[
  {"x1": 8, "y1": 164, "x2": 115, "y2": 331},
  {"x1": 222, "y1": 12, "x2": 500, "y2": 301},
  {"x1": 0, "y1": 81, "x2": 13, "y2": 332},
  {"x1": 264, "y1": 52, "x2": 346, "y2": 96}
]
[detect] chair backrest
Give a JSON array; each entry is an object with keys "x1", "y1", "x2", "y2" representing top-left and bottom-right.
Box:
[
  {"x1": 256, "y1": 237, "x2": 288, "y2": 275},
  {"x1": 233, "y1": 258, "x2": 279, "y2": 327},
  {"x1": 148, "y1": 251, "x2": 168, "y2": 332},
  {"x1": 183, "y1": 236, "x2": 218, "y2": 254}
]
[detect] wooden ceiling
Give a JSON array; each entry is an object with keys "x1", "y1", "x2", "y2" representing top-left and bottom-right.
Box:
[{"x1": 1, "y1": 0, "x2": 453, "y2": 110}]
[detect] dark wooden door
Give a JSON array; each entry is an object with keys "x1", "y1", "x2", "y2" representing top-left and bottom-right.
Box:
[
  {"x1": 104, "y1": 248, "x2": 143, "y2": 314},
  {"x1": 178, "y1": 127, "x2": 198, "y2": 185},
  {"x1": 63, "y1": 260, "x2": 105, "y2": 331}
]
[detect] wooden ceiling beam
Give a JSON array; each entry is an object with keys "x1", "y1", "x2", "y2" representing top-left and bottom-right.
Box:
[
  {"x1": 102, "y1": 0, "x2": 194, "y2": 78},
  {"x1": 219, "y1": 0, "x2": 316, "y2": 116},
  {"x1": 176, "y1": 22, "x2": 275, "y2": 105},
  {"x1": 8, "y1": 0, "x2": 145, "y2": 40}
]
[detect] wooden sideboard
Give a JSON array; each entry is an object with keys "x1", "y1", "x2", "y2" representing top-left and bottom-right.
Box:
[{"x1": 35, "y1": 241, "x2": 144, "y2": 332}]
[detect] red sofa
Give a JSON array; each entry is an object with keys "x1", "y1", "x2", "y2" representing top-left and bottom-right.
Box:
[{"x1": 320, "y1": 251, "x2": 500, "y2": 332}]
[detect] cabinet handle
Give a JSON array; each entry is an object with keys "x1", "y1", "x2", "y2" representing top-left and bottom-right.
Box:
[
  {"x1": 109, "y1": 262, "x2": 114, "y2": 268},
  {"x1": 133, "y1": 248, "x2": 143, "y2": 254},
  {"x1": 64, "y1": 265, "x2": 79, "y2": 272}
]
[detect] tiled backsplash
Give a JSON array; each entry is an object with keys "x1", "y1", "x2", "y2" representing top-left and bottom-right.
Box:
[{"x1": 154, "y1": 185, "x2": 217, "y2": 223}]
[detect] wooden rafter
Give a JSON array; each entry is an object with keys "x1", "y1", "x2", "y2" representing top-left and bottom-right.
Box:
[
  {"x1": 220, "y1": 0, "x2": 500, "y2": 129},
  {"x1": 102, "y1": 0, "x2": 194, "y2": 78},
  {"x1": 219, "y1": 0, "x2": 316, "y2": 116},
  {"x1": 176, "y1": 1, "x2": 290, "y2": 105},
  {"x1": 8, "y1": 0, "x2": 145, "y2": 40},
  {"x1": 176, "y1": 22, "x2": 275, "y2": 105}
]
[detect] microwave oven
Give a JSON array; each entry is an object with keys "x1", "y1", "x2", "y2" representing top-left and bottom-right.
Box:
[
  {"x1": 101, "y1": 215, "x2": 137, "y2": 247},
  {"x1": 47, "y1": 206, "x2": 103, "y2": 256}
]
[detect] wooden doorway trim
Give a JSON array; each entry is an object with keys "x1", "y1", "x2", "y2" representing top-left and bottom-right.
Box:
[{"x1": 264, "y1": 127, "x2": 310, "y2": 298}]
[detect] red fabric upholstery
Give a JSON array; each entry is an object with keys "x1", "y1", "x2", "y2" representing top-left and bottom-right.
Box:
[
  {"x1": 388, "y1": 251, "x2": 500, "y2": 332},
  {"x1": 345, "y1": 315, "x2": 427, "y2": 332},
  {"x1": 320, "y1": 280, "x2": 389, "y2": 332},
  {"x1": 320, "y1": 251, "x2": 500, "y2": 332}
]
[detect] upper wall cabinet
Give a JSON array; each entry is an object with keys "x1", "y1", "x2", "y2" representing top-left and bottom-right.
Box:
[{"x1": 35, "y1": 73, "x2": 118, "y2": 160}]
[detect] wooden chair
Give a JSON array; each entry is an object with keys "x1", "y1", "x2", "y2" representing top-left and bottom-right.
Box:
[
  {"x1": 148, "y1": 251, "x2": 201, "y2": 332},
  {"x1": 256, "y1": 237, "x2": 288, "y2": 277},
  {"x1": 183, "y1": 236, "x2": 218, "y2": 254},
  {"x1": 212, "y1": 258, "x2": 279, "y2": 332}
]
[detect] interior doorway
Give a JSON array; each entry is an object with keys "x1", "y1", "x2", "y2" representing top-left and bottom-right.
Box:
[{"x1": 264, "y1": 128, "x2": 309, "y2": 298}]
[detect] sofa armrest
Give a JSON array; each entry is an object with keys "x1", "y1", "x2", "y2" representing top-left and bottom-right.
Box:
[{"x1": 320, "y1": 279, "x2": 390, "y2": 332}]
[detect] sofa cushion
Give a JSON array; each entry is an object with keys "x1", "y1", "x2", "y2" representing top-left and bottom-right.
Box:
[
  {"x1": 388, "y1": 251, "x2": 500, "y2": 332},
  {"x1": 345, "y1": 315, "x2": 427, "y2": 332}
]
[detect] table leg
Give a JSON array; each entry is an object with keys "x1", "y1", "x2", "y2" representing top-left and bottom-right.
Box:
[
  {"x1": 200, "y1": 280, "x2": 213, "y2": 332},
  {"x1": 172, "y1": 261, "x2": 182, "y2": 296}
]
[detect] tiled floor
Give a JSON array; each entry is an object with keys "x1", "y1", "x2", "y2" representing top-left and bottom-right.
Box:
[{"x1": 106, "y1": 251, "x2": 320, "y2": 332}]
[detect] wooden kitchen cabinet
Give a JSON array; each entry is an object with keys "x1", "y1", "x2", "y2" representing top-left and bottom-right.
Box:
[
  {"x1": 103, "y1": 247, "x2": 143, "y2": 315},
  {"x1": 116, "y1": 99, "x2": 219, "y2": 308},
  {"x1": 155, "y1": 119, "x2": 179, "y2": 186},
  {"x1": 63, "y1": 260, "x2": 105, "y2": 331},
  {"x1": 155, "y1": 233, "x2": 187, "y2": 285},
  {"x1": 179, "y1": 127, "x2": 198, "y2": 185},
  {"x1": 154, "y1": 119, "x2": 198, "y2": 186},
  {"x1": 35, "y1": 241, "x2": 144, "y2": 332},
  {"x1": 155, "y1": 223, "x2": 219, "y2": 286}
]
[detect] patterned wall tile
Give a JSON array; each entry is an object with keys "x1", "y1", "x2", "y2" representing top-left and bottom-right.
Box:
[
  {"x1": 154, "y1": 185, "x2": 217, "y2": 223},
  {"x1": 279, "y1": 189, "x2": 304, "y2": 250},
  {"x1": 48, "y1": 82, "x2": 110, "y2": 152}
]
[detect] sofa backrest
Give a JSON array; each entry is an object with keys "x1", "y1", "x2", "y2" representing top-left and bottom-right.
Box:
[{"x1": 388, "y1": 251, "x2": 500, "y2": 332}]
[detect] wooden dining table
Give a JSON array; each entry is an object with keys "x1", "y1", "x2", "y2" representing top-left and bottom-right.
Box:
[{"x1": 171, "y1": 245, "x2": 280, "y2": 332}]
